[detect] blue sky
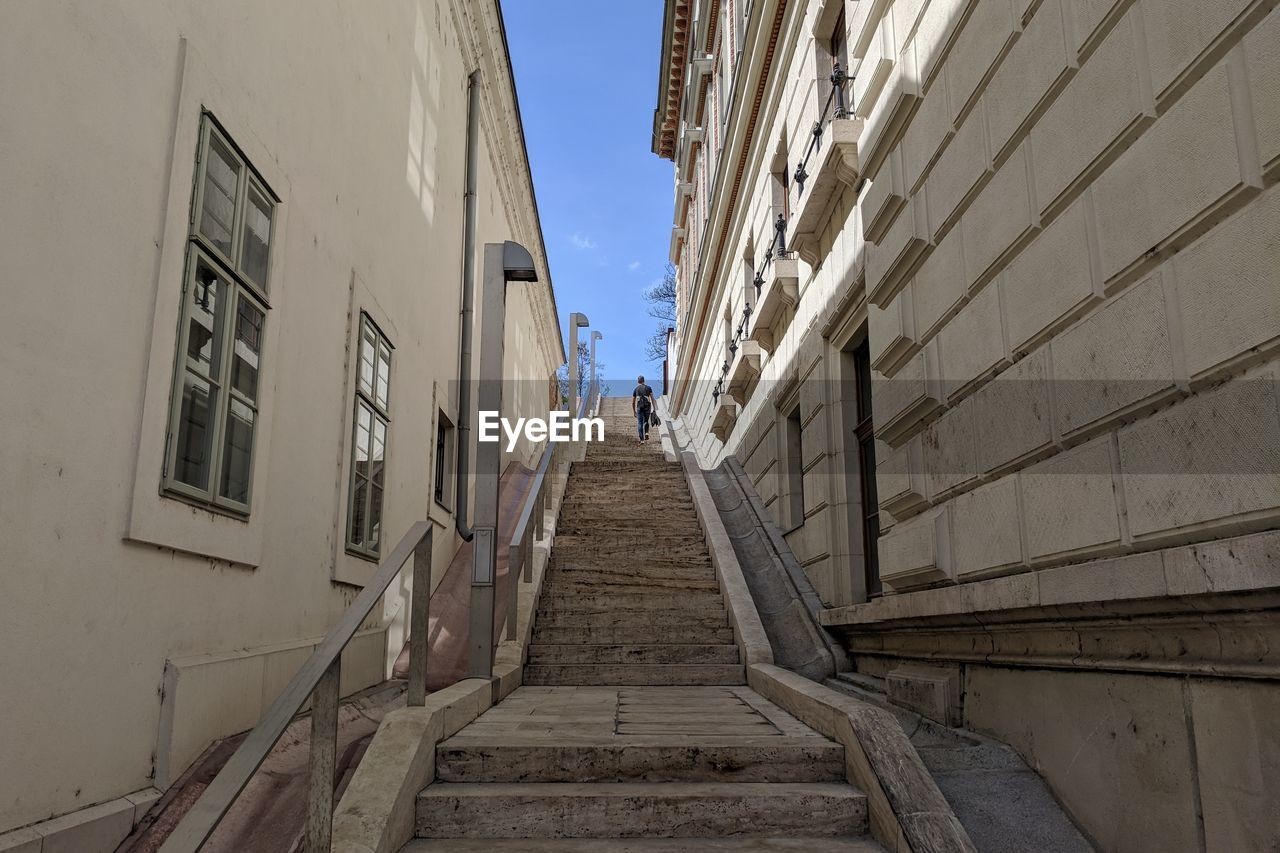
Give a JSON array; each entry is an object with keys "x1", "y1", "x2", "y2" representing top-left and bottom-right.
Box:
[{"x1": 504, "y1": 1, "x2": 674, "y2": 395}]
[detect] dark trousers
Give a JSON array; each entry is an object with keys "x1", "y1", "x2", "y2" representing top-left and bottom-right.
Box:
[{"x1": 637, "y1": 410, "x2": 650, "y2": 440}]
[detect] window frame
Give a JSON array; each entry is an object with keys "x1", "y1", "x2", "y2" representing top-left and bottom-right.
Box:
[
  {"x1": 434, "y1": 410, "x2": 456, "y2": 511},
  {"x1": 345, "y1": 313, "x2": 394, "y2": 560},
  {"x1": 852, "y1": 338, "x2": 881, "y2": 597},
  {"x1": 162, "y1": 114, "x2": 276, "y2": 516}
]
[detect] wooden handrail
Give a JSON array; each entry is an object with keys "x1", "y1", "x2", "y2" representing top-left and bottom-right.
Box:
[{"x1": 158, "y1": 521, "x2": 434, "y2": 853}]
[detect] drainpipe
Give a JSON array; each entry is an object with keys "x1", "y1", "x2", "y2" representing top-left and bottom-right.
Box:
[{"x1": 454, "y1": 70, "x2": 481, "y2": 542}]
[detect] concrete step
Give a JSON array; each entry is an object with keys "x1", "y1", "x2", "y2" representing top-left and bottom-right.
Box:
[
  {"x1": 434, "y1": 738, "x2": 845, "y2": 783},
  {"x1": 538, "y1": 591, "x2": 724, "y2": 611},
  {"x1": 551, "y1": 543, "x2": 710, "y2": 561},
  {"x1": 526, "y1": 643, "x2": 740, "y2": 665},
  {"x1": 415, "y1": 782, "x2": 867, "y2": 838},
  {"x1": 551, "y1": 556, "x2": 714, "y2": 572},
  {"x1": 533, "y1": 609, "x2": 728, "y2": 628},
  {"x1": 562, "y1": 493, "x2": 693, "y2": 505},
  {"x1": 555, "y1": 517, "x2": 704, "y2": 530},
  {"x1": 404, "y1": 839, "x2": 883, "y2": 852},
  {"x1": 524, "y1": 663, "x2": 747, "y2": 686},
  {"x1": 543, "y1": 577, "x2": 721, "y2": 594},
  {"x1": 532, "y1": 624, "x2": 736, "y2": 645},
  {"x1": 555, "y1": 532, "x2": 706, "y2": 547}
]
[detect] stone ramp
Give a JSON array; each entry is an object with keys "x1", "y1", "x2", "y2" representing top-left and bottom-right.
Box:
[{"x1": 411, "y1": 686, "x2": 877, "y2": 847}]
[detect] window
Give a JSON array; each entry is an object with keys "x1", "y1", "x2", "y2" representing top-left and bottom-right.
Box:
[
  {"x1": 347, "y1": 315, "x2": 393, "y2": 558},
  {"x1": 164, "y1": 115, "x2": 275, "y2": 514},
  {"x1": 434, "y1": 411, "x2": 455, "y2": 509},
  {"x1": 852, "y1": 339, "x2": 880, "y2": 596},
  {"x1": 827, "y1": 8, "x2": 850, "y2": 115}
]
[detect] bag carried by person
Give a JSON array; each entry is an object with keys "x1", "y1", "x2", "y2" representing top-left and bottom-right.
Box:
[{"x1": 650, "y1": 411, "x2": 661, "y2": 427}]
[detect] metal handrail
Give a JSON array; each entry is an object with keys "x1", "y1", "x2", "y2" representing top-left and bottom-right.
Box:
[
  {"x1": 793, "y1": 63, "x2": 853, "y2": 201},
  {"x1": 498, "y1": 383, "x2": 596, "y2": 640},
  {"x1": 159, "y1": 522, "x2": 435, "y2": 853}
]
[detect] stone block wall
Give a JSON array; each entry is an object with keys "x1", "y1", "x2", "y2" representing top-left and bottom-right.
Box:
[
  {"x1": 668, "y1": 0, "x2": 1280, "y2": 846},
  {"x1": 862, "y1": 0, "x2": 1279, "y2": 594}
]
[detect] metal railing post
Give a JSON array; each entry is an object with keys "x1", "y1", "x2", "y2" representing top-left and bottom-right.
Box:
[
  {"x1": 506, "y1": 540, "x2": 519, "y2": 641},
  {"x1": 407, "y1": 527, "x2": 433, "y2": 706},
  {"x1": 305, "y1": 658, "x2": 340, "y2": 853}
]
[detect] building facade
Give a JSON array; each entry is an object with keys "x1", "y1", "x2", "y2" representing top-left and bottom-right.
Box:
[
  {"x1": 654, "y1": 0, "x2": 1280, "y2": 849},
  {"x1": 0, "y1": 0, "x2": 563, "y2": 843}
]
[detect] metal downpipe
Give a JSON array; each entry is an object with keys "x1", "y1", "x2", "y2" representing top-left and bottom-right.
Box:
[{"x1": 455, "y1": 70, "x2": 481, "y2": 542}]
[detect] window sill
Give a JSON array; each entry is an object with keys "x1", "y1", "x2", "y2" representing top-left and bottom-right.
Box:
[{"x1": 161, "y1": 488, "x2": 251, "y2": 523}]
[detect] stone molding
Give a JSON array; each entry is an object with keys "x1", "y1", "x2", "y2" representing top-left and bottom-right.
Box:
[
  {"x1": 747, "y1": 662, "x2": 977, "y2": 853},
  {"x1": 676, "y1": 445, "x2": 775, "y2": 667}
]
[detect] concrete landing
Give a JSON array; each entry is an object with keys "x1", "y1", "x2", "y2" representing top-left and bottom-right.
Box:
[
  {"x1": 403, "y1": 838, "x2": 885, "y2": 851},
  {"x1": 416, "y1": 685, "x2": 875, "y2": 844}
]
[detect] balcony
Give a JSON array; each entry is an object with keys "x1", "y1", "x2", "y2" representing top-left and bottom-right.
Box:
[
  {"x1": 788, "y1": 70, "x2": 864, "y2": 265},
  {"x1": 726, "y1": 340, "x2": 763, "y2": 402},
  {"x1": 748, "y1": 257, "x2": 799, "y2": 351},
  {"x1": 678, "y1": 124, "x2": 704, "y2": 181},
  {"x1": 669, "y1": 225, "x2": 686, "y2": 264},
  {"x1": 710, "y1": 393, "x2": 740, "y2": 442}
]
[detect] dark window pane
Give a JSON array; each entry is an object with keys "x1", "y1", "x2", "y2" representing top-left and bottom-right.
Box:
[
  {"x1": 186, "y1": 260, "x2": 224, "y2": 378},
  {"x1": 230, "y1": 296, "x2": 264, "y2": 402},
  {"x1": 199, "y1": 134, "x2": 240, "y2": 257},
  {"x1": 219, "y1": 398, "x2": 256, "y2": 504},
  {"x1": 240, "y1": 183, "x2": 272, "y2": 287},
  {"x1": 434, "y1": 422, "x2": 448, "y2": 503},
  {"x1": 175, "y1": 374, "x2": 216, "y2": 490},
  {"x1": 368, "y1": 483, "x2": 384, "y2": 551},
  {"x1": 370, "y1": 417, "x2": 386, "y2": 488},
  {"x1": 349, "y1": 476, "x2": 368, "y2": 547}
]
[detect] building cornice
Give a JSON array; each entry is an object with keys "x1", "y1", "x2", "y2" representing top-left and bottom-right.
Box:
[{"x1": 653, "y1": 0, "x2": 692, "y2": 159}]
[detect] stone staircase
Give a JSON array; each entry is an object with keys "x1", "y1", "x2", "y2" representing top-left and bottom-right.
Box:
[
  {"x1": 526, "y1": 397, "x2": 745, "y2": 686},
  {"x1": 406, "y1": 398, "x2": 882, "y2": 850}
]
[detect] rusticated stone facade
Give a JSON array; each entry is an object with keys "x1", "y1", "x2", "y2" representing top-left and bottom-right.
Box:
[{"x1": 654, "y1": 0, "x2": 1280, "y2": 849}]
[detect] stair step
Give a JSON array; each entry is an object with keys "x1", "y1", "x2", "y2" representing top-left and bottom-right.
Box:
[
  {"x1": 434, "y1": 739, "x2": 845, "y2": 783},
  {"x1": 538, "y1": 591, "x2": 723, "y2": 611},
  {"x1": 526, "y1": 643, "x2": 740, "y2": 665},
  {"x1": 532, "y1": 625, "x2": 735, "y2": 644},
  {"x1": 556, "y1": 533, "x2": 706, "y2": 547},
  {"x1": 415, "y1": 782, "x2": 867, "y2": 838},
  {"x1": 404, "y1": 839, "x2": 883, "y2": 852},
  {"x1": 556, "y1": 522, "x2": 705, "y2": 535},
  {"x1": 533, "y1": 610, "x2": 728, "y2": 628},
  {"x1": 543, "y1": 577, "x2": 721, "y2": 594},
  {"x1": 524, "y1": 663, "x2": 747, "y2": 686},
  {"x1": 551, "y1": 557, "x2": 714, "y2": 572}
]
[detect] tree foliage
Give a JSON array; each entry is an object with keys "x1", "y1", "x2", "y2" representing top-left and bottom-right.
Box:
[
  {"x1": 556, "y1": 340, "x2": 609, "y2": 406},
  {"x1": 643, "y1": 263, "x2": 678, "y2": 363}
]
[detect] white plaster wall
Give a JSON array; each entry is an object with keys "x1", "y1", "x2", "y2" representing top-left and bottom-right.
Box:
[{"x1": 0, "y1": 0, "x2": 561, "y2": 833}]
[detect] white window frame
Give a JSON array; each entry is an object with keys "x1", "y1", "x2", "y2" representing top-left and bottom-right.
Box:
[
  {"x1": 162, "y1": 114, "x2": 276, "y2": 515},
  {"x1": 346, "y1": 313, "x2": 394, "y2": 559}
]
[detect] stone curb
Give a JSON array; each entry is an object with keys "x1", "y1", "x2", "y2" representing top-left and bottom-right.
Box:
[
  {"x1": 747, "y1": 662, "x2": 977, "y2": 853},
  {"x1": 676, "y1": 448, "x2": 774, "y2": 668},
  {"x1": 330, "y1": 674, "x2": 514, "y2": 853},
  {"x1": 331, "y1": 456, "x2": 573, "y2": 853}
]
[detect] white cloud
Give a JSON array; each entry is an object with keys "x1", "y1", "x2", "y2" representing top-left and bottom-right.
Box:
[
  {"x1": 628, "y1": 260, "x2": 640, "y2": 271},
  {"x1": 569, "y1": 232, "x2": 597, "y2": 250}
]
